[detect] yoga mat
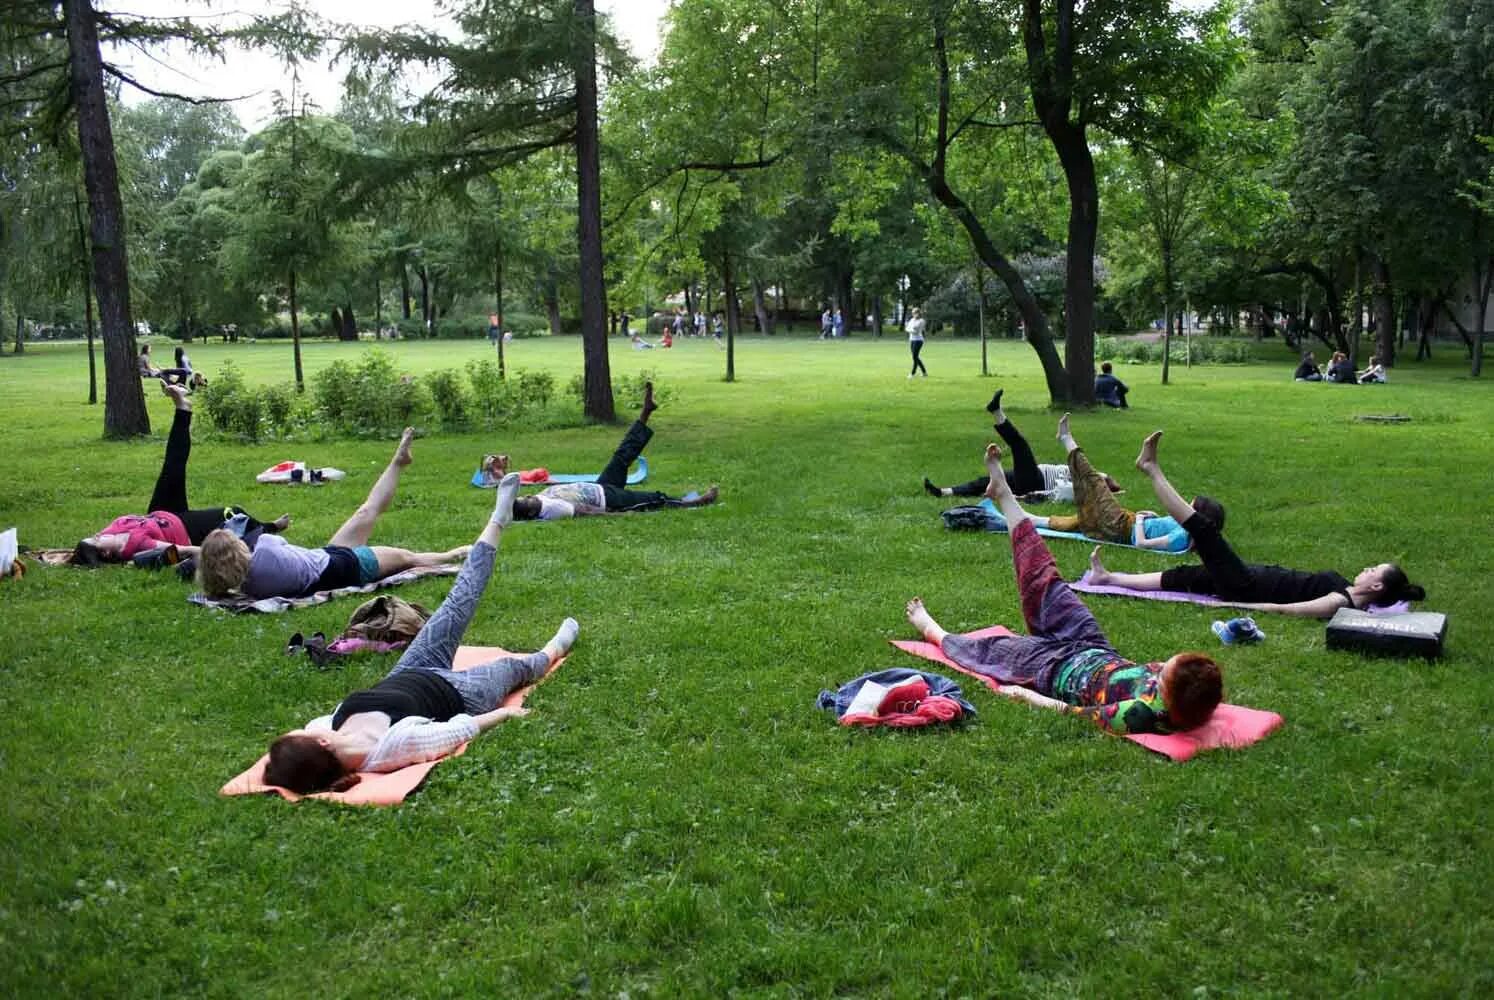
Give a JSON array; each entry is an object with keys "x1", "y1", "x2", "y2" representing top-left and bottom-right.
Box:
[
  {"x1": 189, "y1": 563, "x2": 460, "y2": 614},
  {"x1": 952, "y1": 499, "x2": 1189, "y2": 555},
  {"x1": 471, "y1": 456, "x2": 648, "y2": 488},
  {"x1": 221, "y1": 644, "x2": 565, "y2": 806},
  {"x1": 1070, "y1": 571, "x2": 1411, "y2": 616},
  {"x1": 890, "y1": 627, "x2": 1283, "y2": 761}
]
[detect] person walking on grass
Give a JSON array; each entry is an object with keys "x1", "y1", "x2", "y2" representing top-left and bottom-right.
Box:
[
  {"x1": 1029, "y1": 414, "x2": 1225, "y2": 552},
  {"x1": 71, "y1": 382, "x2": 288, "y2": 567},
  {"x1": 262, "y1": 474, "x2": 580, "y2": 794},
  {"x1": 1087, "y1": 431, "x2": 1425, "y2": 617},
  {"x1": 923, "y1": 391, "x2": 1124, "y2": 503},
  {"x1": 197, "y1": 429, "x2": 469, "y2": 599},
  {"x1": 907, "y1": 307, "x2": 928, "y2": 377},
  {"x1": 906, "y1": 442, "x2": 1223, "y2": 735},
  {"x1": 497, "y1": 383, "x2": 719, "y2": 520}
]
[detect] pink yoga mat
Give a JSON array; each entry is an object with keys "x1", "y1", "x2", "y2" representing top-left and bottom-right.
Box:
[
  {"x1": 222, "y1": 645, "x2": 564, "y2": 806},
  {"x1": 890, "y1": 626, "x2": 1283, "y2": 761},
  {"x1": 1070, "y1": 571, "x2": 1410, "y2": 615}
]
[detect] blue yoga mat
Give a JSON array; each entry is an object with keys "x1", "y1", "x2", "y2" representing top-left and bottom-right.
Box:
[
  {"x1": 946, "y1": 498, "x2": 1188, "y2": 555},
  {"x1": 471, "y1": 456, "x2": 648, "y2": 488}
]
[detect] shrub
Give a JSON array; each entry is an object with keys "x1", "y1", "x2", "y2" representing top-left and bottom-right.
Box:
[
  {"x1": 467, "y1": 358, "x2": 520, "y2": 425},
  {"x1": 566, "y1": 369, "x2": 674, "y2": 410},
  {"x1": 311, "y1": 349, "x2": 431, "y2": 436},
  {"x1": 260, "y1": 383, "x2": 298, "y2": 435},
  {"x1": 427, "y1": 368, "x2": 472, "y2": 428},
  {"x1": 1095, "y1": 335, "x2": 1257, "y2": 367},
  {"x1": 199, "y1": 361, "x2": 250, "y2": 432},
  {"x1": 516, "y1": 369, "x2": 555, "y2": 409}
]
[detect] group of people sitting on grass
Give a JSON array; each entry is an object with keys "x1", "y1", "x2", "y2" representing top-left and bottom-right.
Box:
[
  {"x1": 1294, "y1": 351, "x2": 1387, "y2": 384},
  {"x1": 68, "y1": 376, "x2": 1425, "y2": 792}
]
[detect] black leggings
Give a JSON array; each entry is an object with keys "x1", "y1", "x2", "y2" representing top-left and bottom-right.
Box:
[
  {"x1": 910, "y1": 340, "x2": 927, "y2": 375},
  {"x1": 947, "y1": 419, "x2": 1048, "y2": 497},
  {"x1": 595, "y1": 420, "x2": 689, "y2": 511},
  {"x1": 149, "y1": 409, "x2": 271, "y2": 544}
]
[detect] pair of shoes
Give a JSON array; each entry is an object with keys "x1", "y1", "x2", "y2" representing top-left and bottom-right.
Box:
[
  {"x1": 1212, "y1": 617, "x2": 1265, "y2": 644},
  {"x1": 286, "y1": 631, "x2": 338, "y2": 667}
]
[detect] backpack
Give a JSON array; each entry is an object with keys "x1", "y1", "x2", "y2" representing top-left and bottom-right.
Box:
[
  {"x1": 941, "y1": 504, "x2": 1006, "y2": 532},
  {"x1": 343, "y1": 595, "x2": 431, "y2": 645}
]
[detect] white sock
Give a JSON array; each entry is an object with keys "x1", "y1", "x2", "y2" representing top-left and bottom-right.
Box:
[
  {"x1": 940, "y1": 487, "x2": 954, "y2": 497},
  {"x1": 544, "y1": 617, "x2": 580, "y2": 659},
  {"x1": 491, "y1": 472, "x2": 520, "y2": 526}
]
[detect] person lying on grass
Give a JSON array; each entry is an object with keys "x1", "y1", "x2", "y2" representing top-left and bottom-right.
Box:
[
  {"x1": 906, "y1": 443, "x2": 1223, "y2": 735},
  {"x1": 197, "y1": 428, "x2": 468, "y2": 599},
  {"x1": 1087, "y1": 430, "x2": 1426, "y2": 617},
  {"x1": 1027, "y1": 413, "x2": 1226, "y2": 553},
  {"x1": 71, "y1": 382, "x2": 289, "y2": 567},
  {"x1": 494, "y1": 382, "x2": 719, "y2": 520},
  {"x1": 264, "y1": 474, "x2": 579, "y2": 794},
  {"x1": 922, "y1": 390, "x2": 1124, "y2": 503}
]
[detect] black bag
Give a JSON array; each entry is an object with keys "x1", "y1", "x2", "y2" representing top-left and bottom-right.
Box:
[{"x1": 1325, "y1": 608, "x2": 1447, "y2": 660}]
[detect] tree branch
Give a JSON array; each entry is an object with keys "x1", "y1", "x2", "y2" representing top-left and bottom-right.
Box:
[
  {"x1": 101, "y1": 64, "x2": 252, "y2": 104},
  {"x1": 605, "y1": 154, "x2": 783, "y2": 228}
]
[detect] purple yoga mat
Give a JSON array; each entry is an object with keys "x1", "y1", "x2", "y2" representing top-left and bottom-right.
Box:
[{"x1": 1070, "y1": 571, "x2": 1410, "y2": 615}]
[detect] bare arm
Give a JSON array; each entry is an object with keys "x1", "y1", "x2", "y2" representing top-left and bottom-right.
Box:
[
  {"x1": 472, "y1": 705, "x2": 530, "y2": 733},
  {"x1": 1231, "y1": 593, "x2": 1350, "y2": 619},
  {"x1": 997, "y1": 685, "x2": 1074, "y2": 714}
]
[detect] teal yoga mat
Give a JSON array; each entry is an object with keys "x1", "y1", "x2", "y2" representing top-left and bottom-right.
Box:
[
  {"x1": 471, "y1": 456, "x2": 648, "y2": 488},
  {"x1": 943, "y1": 498, "x2": 1188, "y2": 555}
]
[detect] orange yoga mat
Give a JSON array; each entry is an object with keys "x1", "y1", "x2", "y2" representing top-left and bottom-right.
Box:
[{"x1": 221, "y1": 645, "x2": 564, "y2": 806}]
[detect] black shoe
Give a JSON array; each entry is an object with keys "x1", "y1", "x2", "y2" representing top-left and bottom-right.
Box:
[
  {"x1": 985, "y1": 389, "x2": 1004, "y2": 414},
  {"x1": 923, "y1": 477, "x2": 942, "y2": 497},
  {"x1": 176, "y1": 556, "x2": 197, "y2": 582}
]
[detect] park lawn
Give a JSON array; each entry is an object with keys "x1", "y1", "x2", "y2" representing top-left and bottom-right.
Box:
[{"x1": 1, "y1": 333, "x2": 1491, "y2": 997}]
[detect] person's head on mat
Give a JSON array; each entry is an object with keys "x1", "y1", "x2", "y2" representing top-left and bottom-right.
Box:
[
  {"x1": 197, "y1": 529, "x2": 252, "y2": 596},
  {"x1": 70, "y1": 534, "x2": 122, "y2": 566},
  {"x1": 511, "y1": 496, "x2": 544, "y2": 521},
  {"x1": 1354, "y1": 562, "x2": 1425, "y2": 607},
  {"x1": 265, "y1": 731, "x2": 362, "y2": 794},
  {"x1": 1157, "y1": 651, "x2": 1224, "y2": 730}
]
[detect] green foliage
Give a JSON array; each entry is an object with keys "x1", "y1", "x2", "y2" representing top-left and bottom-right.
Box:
[
  {"x1": 566, "y1": 368, "x2": 673, "y2": 410},
  {"x1": 515, "y1": 369, "x2": 555, "y2": 409},
  {"x1": 1096, "y1": 334, "x2": 1258, "y2": 365},
  {"x1": 310, "y1": 349, "x2": 431, "y2": 436},
  {"x1": 198, "y1": 360, "x2": 303, "y2": 441},
  {"x1": 426, "y1": 367, "x2": 472, "y2": 428}
]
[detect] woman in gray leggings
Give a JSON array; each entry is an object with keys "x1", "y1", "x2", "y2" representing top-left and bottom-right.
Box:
[{"x1": 263, "y1": 474, "x2": 579, "y2": 794}]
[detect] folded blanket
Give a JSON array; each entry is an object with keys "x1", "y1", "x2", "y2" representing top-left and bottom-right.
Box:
[
  {"x1": 1070, "y1": 571, "x2": 1411, "y2": 615},
  {"x1": 890, "y1": 626, "x2": 1283, "y2": 761},
  {"x1": 221, "y1": 644, "x2": 564, "y2": 805},
  {"x1": 472, "y1": 456, "x2": 649, "y2": 488},
  {"x1": 941, "y1": 499, "x2": 1187, "y2": 555},
  {"x1": 189, "y1": 564, "x2": 460, "y2": 614}
]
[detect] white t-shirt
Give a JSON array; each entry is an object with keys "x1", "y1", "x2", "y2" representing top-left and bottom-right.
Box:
[
  {"x1": 536, "y1": 481, "x2": 607, "y2": 519},
  {"x1": 907, "y1": 317, "x2": 926, "y2": 342}
]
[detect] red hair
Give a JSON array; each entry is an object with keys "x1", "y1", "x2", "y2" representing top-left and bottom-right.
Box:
[{"x1": 1164, "y1": 652, "x2": 1223, "y2": 730}]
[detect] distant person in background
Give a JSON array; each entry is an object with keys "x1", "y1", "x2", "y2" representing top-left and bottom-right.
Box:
[
  {"x1": 712, "y1": 313, "x2": 726, "y2": 348},
  {"x1": 907, "y1": 307, "x2": 928, "y2": 377},
  {"x1": 694, "y1": 311, "x2": 706, "y2": 338},
  {"x1": 620, "y1": 311, "x2": 632, "y2": 337},
  {"x1": 1094, "y1": 362, "x2": 1129, "y2": 408},
  {"x1": 1357, "y1": 355, "x2": 1388, "y2": 384},
  {"x1": 137, "y1": 343, "x2": 161, "y2": 379},
  {"x1": 1293, "y1": 351, "x2": 1323, "y2": 382},
  {"x1": 1325, "y1": 351, "x2": 1355, "y2": 383},
  {"x1": 820, "y1": 307, "x2": 833, "y2": 340},
  {"x1": 833, "y1": 309, "x2": 845, "y2": 338}
]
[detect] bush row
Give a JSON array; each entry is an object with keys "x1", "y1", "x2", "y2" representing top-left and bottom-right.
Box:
[{"x1": 1095, "y1": 335, "x2": 1257, "y2": 366}]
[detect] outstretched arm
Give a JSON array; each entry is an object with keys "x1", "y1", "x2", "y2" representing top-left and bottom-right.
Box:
[{"x1": 1230, "y1": 593, "x2": 1349, "y2": 619}]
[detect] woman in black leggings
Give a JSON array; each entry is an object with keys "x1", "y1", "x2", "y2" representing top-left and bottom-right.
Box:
[
  {"x1": 1087, "y1": 430, "x2": 1425, "y2": 618},
  {"x1": 71, "y1": 383, "x2": 287, "y2": 566},
  {"x1": 923, "y1": 391, "x2": 1123, "y2": 500}
]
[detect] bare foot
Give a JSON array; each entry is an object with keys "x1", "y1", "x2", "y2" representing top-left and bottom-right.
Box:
[
  {"x1": 270, "y1": 514, "x2": 291, "y2": 533},
  {"x1": 983, "y1": 442, "x2": 1003, "y2": 477},
  {"x1": 683, "y1": 485, "x2": 719, "y2": 507},
  {"x1": 393, "y1": 427, "x2": 415, "y2": 467},
  {"x1": 1088, "y1": 545, "x2": 1110, "y2": 584},
  {"x1": 1056, "y1": 411, "x2": 1070, "y2": 443},
  {"x1": 641, "y1": 381, "x2": 658, "y2": 420},
  {"x1": 446, "y1": 544, "x2": 473, "y2": 563},
  {"x1": 162, "y1": 381, "x2": 192, "y2": 411},
  {"x1": 1136, "y1": 430, "x2": 1163, "y2": 474},
  {"x1": 905, "y1": 597, "x2": 944, "y2": 644}
]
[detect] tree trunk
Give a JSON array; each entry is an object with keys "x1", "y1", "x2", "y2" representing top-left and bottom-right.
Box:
[
  {"x1": 1373, "y1": 256, "x2": 1395, "y2": 366},
  {"x1": 1416, "y1": 296, "x2": 1435, "y2": 361},
  {"x1": 722, "y1": 251, "x2": 739, "y2": 382},
  {"x1": 1472, "y1": 252, "x2": 1492, "y2": 378},
  {"x1": 399, "y1": 259, "x2": 412, "y2": 319},
  {"x1": 66, "y1": 0, "x2": 148, "y2": 436},
  {"x1": 341, "y1": 302, "x2": 358, "y2": 341},
  {"x1": 544, "y1": 275, "x2": 563, "y2": 336},
  {"x1": 1160, "y1": 248, "x2": 1173, "y2": 385},
  {"x1": 572, "y1": 0, "x2": 615, "y2": 421},
  {"x1": 329, "y1": 306, "x2": 343, "y2": 338},
  {"x1": 836, "y1": 266, "x2": 853, "y2": 336},
  {"x1": 495, "y1": 237, "x2": 506, "y2": 378},
  {"x1": 751, "y1": 277, "x2": 774, "y2": 336},
  {"x1": 872, "y1": 292, "x2": 884, "y2": 340},
  {"x1": 288, "y1": 268, "x2": 304, "y2": 390},
  {"x1": 77, "y1": 183, "x2": 98, "y2": 403},
  {"x1": 683, "y1": 284, "x2": 695, "y2": 319},
  {"x1": 13, "y1": 315, "x2": 23, "y2": 356},
  {"x1": 1051, "y1": 126, "x2": 1098, "y2": 404},
  {"x1": 417, "y1": 266, "x2": 431, "y2": 333},
  {"x1": 1348, "y1": 252, "x2": 1363, "y2": 369}
]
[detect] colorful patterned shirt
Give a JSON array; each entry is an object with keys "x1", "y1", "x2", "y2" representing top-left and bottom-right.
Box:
[{"x1": 1049, "y1": 648, "x2": 1172, "y2": 734}]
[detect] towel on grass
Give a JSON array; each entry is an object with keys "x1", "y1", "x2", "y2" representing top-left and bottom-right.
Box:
[
  {"x1": 221, "y1": 644, "x2": 564, "y2": 806},
  {"x1": 189, "y1": 563, "x2": 460, "y2": 614},
  {"x1": 890, "y1": 626, "x2": 1282, "y2": 761},
  {"x1": 471, "y1": 456, "x2": 649, "y2": 488},
  {"x1": 941, "y1": 499, "x2": 1187, "y2": 555},
  {"x1": 1069, "y1": 571, "x2": 1411, "y2": 615}
]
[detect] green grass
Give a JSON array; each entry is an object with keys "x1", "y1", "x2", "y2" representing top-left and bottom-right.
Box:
[{"x1": 2, "y1": 333, "x2": 1491, "y2": 997}]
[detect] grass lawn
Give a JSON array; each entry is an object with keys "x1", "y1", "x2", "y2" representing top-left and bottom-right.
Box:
[{"x1": 1, "y1": 332, "x2": 1491, "y2": 997}]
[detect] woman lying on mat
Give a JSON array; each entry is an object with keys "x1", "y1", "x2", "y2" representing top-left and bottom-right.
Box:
[
  {"x1": 922, "y1": 390, "x2": 1124, "y2": 502},
  {"x1": 197, "y1": 428, "x2": 467, "y2": 598},
  {"x1": 498, "y1": 382, "x2": 718, "y2": 520},
  {"x1": 1087, "y1": 431, "x2": 1425, "y2": 617},
  {"x1": 1027, "y1": 414, "x2": 1226, "y2": 553},
  {"x1": 265, "y1": 475, "x2": 579, "y2": 793},
  {"x1": 906, "y1": 443, "x2": 1223, "y2": 735},
  {"x1": 71, "y1": 383, "x2": 289, "y2": 567}
]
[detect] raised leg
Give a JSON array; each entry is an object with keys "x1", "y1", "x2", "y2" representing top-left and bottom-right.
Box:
[
  {"x1": 994, "y1": 411, "x2": 1044, "y2": 495},
  {"x1": 146, "y1": 386, "x2": 194, "y2": 513},
  {"x1": 1134, "y1": 431, "x2": 1195, "y2": 524},
  {"x1": 1058, "y1": 417, "x2": 1134, "y2": 543},
  {"x1": 597, "y1": 394, "x2": 655, "y2": 488},
  {"x1": 327, "y1": 428, "x2": 414, "y2": 548}
]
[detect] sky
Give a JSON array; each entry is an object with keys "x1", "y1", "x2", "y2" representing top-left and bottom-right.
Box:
[{"x1": 111, "y1": 0, "x2": 671, "y2": 131}]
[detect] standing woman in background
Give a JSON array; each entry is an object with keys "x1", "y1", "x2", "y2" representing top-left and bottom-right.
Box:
[{"x1": 907, "y1": 307, "x2": 928, "y2": 377}]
